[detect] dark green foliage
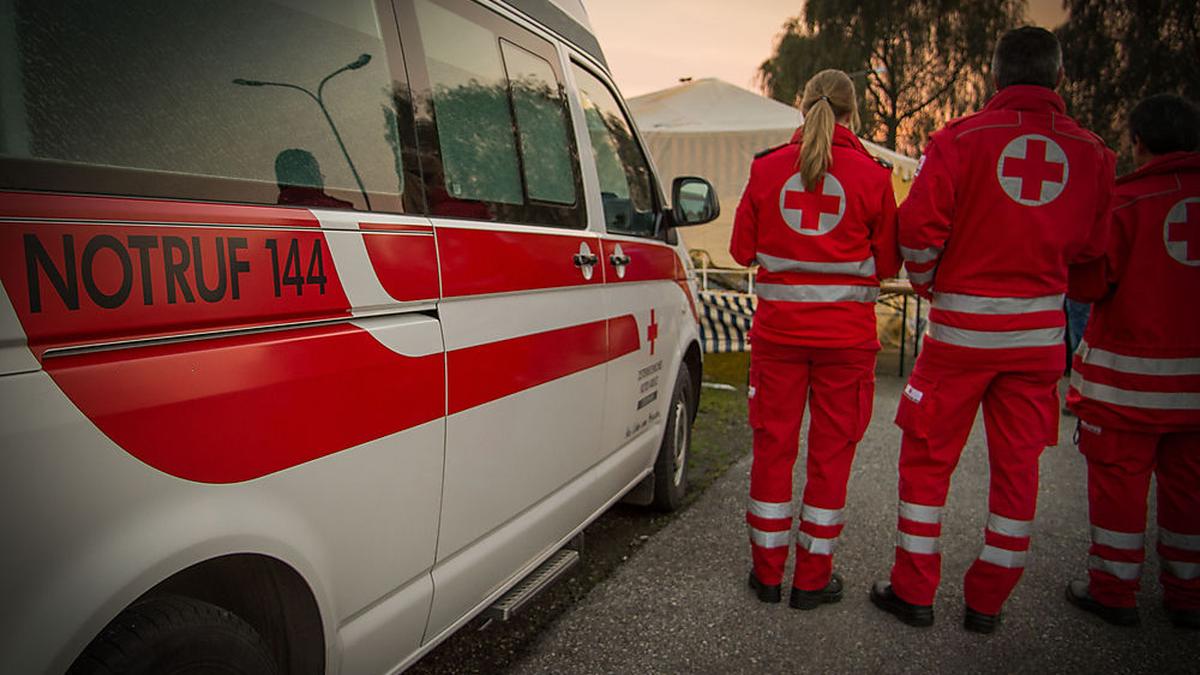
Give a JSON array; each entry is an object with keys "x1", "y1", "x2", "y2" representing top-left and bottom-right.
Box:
[
  {"x1": 1057, "y1": 0, "x2": 1200, "y2": 172},
  {"x1": 757, "y1": 0, "x2": 1025, "y2": 155}
]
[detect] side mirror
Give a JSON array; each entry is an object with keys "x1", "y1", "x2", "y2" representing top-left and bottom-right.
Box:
[{"x1": 670, "y1": 176, "x2": 719, "y2": 227}]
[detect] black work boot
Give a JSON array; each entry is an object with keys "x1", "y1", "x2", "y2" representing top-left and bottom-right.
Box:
[
  {"x1": 1065, "y1": 579, "x2": 1140, "y2": 626},
  {"x1": 748, "y1": 571, "x2": 781, "y2": 603},
  {"x1": 1165, "y1": 604, "x2": 1200, "y2": 630},
  {"x1": 790, "y1": 572, "x2": 844, "y2": 610},
  {"x1": 870, "y1": 581, "x2": 934, "y2": 627},
  {"x1": 964, "y1": 606, "x2": 1001, "y2": 634}
]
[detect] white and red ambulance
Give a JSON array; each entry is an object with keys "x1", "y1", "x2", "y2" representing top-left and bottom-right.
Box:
[{"x1": 0, "y1": 1, "x2": 717, "y2": 672}]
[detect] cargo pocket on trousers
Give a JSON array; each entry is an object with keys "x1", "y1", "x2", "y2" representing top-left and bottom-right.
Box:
[
  {"x1": 1043, "y1": 380, "x2": 1061, "y2": 446},
  {"x1": 855, "y1": 378, "x2": 875, "y2": 442},
  {"x1": 894, "y1": 374, "x2": 937, "y2": 440},
  {"x1": 747, "y1": 365, "x2": 764, "y2": 430}
]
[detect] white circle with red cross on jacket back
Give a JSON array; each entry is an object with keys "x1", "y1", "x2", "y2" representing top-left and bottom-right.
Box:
[
  {"x1": 996, "y1": 134, "x2": 1069, "y2": 206},
  {"x1": 777, "y1": 172, "x2": 846, "y2": 236},
  {"x1": 1164, "y1": 197, "x2": 1200, "y2": 267}
]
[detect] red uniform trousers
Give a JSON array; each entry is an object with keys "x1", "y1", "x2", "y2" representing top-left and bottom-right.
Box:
[
  {"x1": 1078, "y1": 423, "x2": 1200, "y2": 610},
  {"x1": 890, "y1": 356, "x2": 1059, "y2": 615},
  {"x1": 746, "y1": 338, "x2": 874, "y2": 591}
]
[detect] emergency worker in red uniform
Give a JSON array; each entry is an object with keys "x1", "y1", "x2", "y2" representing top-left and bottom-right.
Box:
[
  {"x1": 1064, "y1": 93, "x2": 1200, "y2": 630},
  {"x1": 731, "y1": 69, "x2": 900, "y2": 609},
  {"x1": 868, "y1": 27, "x2": 1116, "y2": 633}
]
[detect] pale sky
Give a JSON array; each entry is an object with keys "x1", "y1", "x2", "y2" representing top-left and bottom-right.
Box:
[{"x1": 585, "y1": 0, "x2": 1069, "y2": 98}]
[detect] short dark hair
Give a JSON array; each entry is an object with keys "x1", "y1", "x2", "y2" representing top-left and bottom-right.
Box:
[
  {"x1": 992, "y1": 26, "x2": 1062, "y2": 89},
  {"x1": 1129, "y1": 94, "x2": 1200, "y2": 155}
]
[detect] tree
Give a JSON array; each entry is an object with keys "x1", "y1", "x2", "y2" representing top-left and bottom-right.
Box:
[
  {"x1": 1057, "y1": 0, "x2": 1200, "y2": 171},
  {"x1": 758, "y1": 0, "x2": 1025, "y2": 155}
]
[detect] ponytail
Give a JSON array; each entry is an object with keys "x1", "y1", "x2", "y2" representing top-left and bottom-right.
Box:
[{"x1": 796, "y1": 69, "x2": 859, "y2": 191}]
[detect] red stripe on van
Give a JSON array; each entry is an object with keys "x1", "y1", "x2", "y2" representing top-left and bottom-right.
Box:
[
  {"x1": 362, "y1": 233, "x2": 440, "y2": 302},
  {"x1": 447, "y1": 315, "x2": 639, "y2": 414},
  {"x1": 438, "y1": 227, "x2": 602, "y2": 297},
  {"x1": 44, "y1": 323, "x2": 444, "y2": 483},
  {"x1": 3, "y1": 192, "x2": 322, "y2": 228},
  {"x1": 602, "y1": 239, "x2": 678, "y2": 284}
]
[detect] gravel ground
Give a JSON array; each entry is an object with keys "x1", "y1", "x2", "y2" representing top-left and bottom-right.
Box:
[{"x1": 507, "y1": 373, "x2": 1200, "y2": 675}]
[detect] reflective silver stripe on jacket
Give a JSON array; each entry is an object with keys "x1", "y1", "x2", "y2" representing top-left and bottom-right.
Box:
[
  {"x1": 1163, "y1": 559, "x2": 1200, "y2": 580},
  {"x1": 928, "y1": 322, "x2": 1065, "y2": 349},
  {"x1": 1160, "y1": 528, "x2": 1200, "y2": 551},
  {"x1": 901, "y1": 245, "x2": 941, "y2": 263},
  {"x1": 1070, "y1": 372, "x2": 1200, "y2": 410},
  {"x1": 1078, "y1": 340, "x2": 1200, "y2": 376},
  {"x1": 1089, "y1": 554, "x2": 1141, "y2": 580},
  {"x1": 980, "y1": 545, "x2": 1027, "y2": 568},
  {"x1": 897, "y1": 532, "x2": 940, "y2": 554},
  {"x1": 798, "y1": 532, "x2": 838, "y2": 555},
  {"x1": 906, "y1": 267, "x2": 935, "y2": 285},
  {"x1": 899, "y1": 500, "x2": 942, "y2": 524},
  {"x1": 756, "y1": 253, "x2": 877, "y2": 278},
  {"x1": 748, "y1": 499, "x2": 793, "y2": 520},
  {"x1": 933, "y1": 292, "x2": 1064, "y2": 315},
  {"x1": 749, "y1": 527, "x2": 790, "y2": 549},
  {"x1": 1092, "y1": 526, "x2": 1145, "y2": 550},
  {"x1": 988, "y1": 513, "x2": 1032, "y2": 538},
  {"x1": 756, "y1": 283, "x2": 880, "y2": 303},
  {"x1": 801, "y1": 504, "x2": 845, "y2": 527}
]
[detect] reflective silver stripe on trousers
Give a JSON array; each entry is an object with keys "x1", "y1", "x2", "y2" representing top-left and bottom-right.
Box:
[
  {"x1": 1079, "y1": 339, "x2": 1200, "y2": 376},
  {"x1": 979, "y1": 545, "x2": 1027, "y2": 568},
  {"x1": 756, "y1": 283, "x2": 880, "y2": 303},
  {"x1": 901, "y1": 245, "x2": 942, "y2": 263},
  {"x1": 1070, "y1": 371, "x2": 1200, "y2": 410},
  {"x1": 798, "y1": 532, "x2": 838, "y2": 555},
  {"x1": 748, "y1": 499, "x2": 793, "y2": 520},
  {"x1": 906, "y1": 267, "x2": 935, "y2": 285},
  {"x1": 1092, "y1": 526, "x2": 1145, "y2": 550},
  {"x1": 1160, "y1": 528, "x2": 1200, "y2": 551},
  {"x1": 756, "y1": 253, "x2": 877, "y2": 278},
  {"x1": 898, "y1": 532, "x2": 940, "y2": 554},
  {"x1": 801, "y1": 504, "x2": 845, "y2": 527},
  {"x1": 933, "y1": 292, "x2": 1064, "y2": 315},
  {"x1": 988, "y1": 513, "x2": 1032, "y2": 538},
  {"x1": 1089, "y1": 554, "x2": 1141, "y2": 580},
  {"x1": 1163, "y1": 559, "x2": 1200, "y2": 580},
  {"x1": 928, "y1": 322, "x2": 1065, "y2": 349},
  {"x1": 749, "y1": 527, "x2": 790, "y2": 549},
  {"x1": 899, "y1": 500, "x2": 942, "y2": 524}
]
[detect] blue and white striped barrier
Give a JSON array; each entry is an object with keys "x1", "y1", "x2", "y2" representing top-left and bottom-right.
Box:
[{"x1": 699, "y1": 291, "x2": 755, "y2": 353}]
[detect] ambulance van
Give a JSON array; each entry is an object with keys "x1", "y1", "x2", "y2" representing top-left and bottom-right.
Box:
[{"x1": 0, "y1": 1, "x2": 719, "y2": 672}]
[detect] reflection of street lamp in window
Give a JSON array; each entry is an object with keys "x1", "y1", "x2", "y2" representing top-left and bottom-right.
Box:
[{"x1": 234, "y1": 54, "x2": 373, "y2": 209}]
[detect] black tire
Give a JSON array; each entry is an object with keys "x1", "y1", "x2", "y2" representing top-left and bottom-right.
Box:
[
  {"x1": 652, "y1": 363, "x2": 695, "y2": 511},
  {"x1": 67, "y1": 595, "x2": 279, "y2": 675}
]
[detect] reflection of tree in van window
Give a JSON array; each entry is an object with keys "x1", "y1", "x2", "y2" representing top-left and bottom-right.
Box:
[
  {"x1": 576, "y1": 80, "x2": 657, "y2": 236},
  {"x1": 2, "y1": 0, "x2": 406, "y2": 211},
  {"x1": 430, "y1": 79, "x2": 524, "y2": 205},
  {"x1": 274, "y1": 149, "x2": 353, "y2": 209}
]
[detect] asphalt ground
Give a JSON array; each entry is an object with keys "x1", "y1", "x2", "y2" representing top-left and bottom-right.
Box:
[{"x1": 508, "y1": 372, "x2": 1200, "y2": 675}]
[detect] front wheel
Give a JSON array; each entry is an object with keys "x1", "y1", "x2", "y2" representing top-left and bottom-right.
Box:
[
  {"x1": 67, "y1": 595, "x2": 279, "y2": 675},
  {"x1": 652, "y1": 363, "x2": 695, "y2": 511}
]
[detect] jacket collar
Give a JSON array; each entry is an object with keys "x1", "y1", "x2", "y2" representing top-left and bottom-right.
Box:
[
  {"x1": 984, "y1": 85, "x2": 1067, "y2": 115},
  {"x1": 1118, "y1": 151, "x2": 1200, "y2": 185},
  {"x1": 789, "y1": 124, "x2": 869, "y2": 154}
]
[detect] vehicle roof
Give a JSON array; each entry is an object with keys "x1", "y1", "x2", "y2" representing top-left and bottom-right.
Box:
[{"x1": 504, "y1": 0, "x2": 608, "y2": 69}]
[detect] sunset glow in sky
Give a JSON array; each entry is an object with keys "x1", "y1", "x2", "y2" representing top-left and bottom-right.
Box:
[{"x1": 585, "y1": 0, "x2": 1069, "y2": 98}]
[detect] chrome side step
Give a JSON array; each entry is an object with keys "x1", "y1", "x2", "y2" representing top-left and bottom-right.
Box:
[{"x1": 483, "y1": 549, "x2": 580, "y2": 621}]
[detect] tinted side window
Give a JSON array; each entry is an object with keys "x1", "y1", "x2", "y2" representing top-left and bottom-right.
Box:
[
  {"x1": 1, "y1": 0, "x2": 414, "y2": 213},
  {"x1": 570, "y1": 65, "x2": 657, "y2": 237},
  {"x1": 401, "y1": 0, "x2": 583, "y2": 228}
]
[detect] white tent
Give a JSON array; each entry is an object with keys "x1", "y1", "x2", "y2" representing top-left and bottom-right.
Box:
[{"x1": 629, "y1": 78, "x2": 918, "y2": 268}]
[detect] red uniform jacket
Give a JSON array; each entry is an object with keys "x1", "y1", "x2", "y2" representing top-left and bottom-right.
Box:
[
  {"x1": 1066, "y1": 151, "x2": 1200, "y2": 432},
  {"x1": 898, "y1": 86, "x2": 1116, "y2": 371},
  {"x1": 730, "y1": 124, "x2": 900, "y2": 349}
]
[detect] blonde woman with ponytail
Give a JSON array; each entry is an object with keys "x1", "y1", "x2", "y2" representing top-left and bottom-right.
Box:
[{"x1": 731, "y1": 69, "x2": 901, "y2": 609}]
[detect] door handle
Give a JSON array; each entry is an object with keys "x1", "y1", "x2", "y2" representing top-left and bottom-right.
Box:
[
  {"x1": 573, "y1": 253, "x2": 599, "y2": 267},
  {"x1": 609, "y1": 254, "x2": 631, "y2": 266}
]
